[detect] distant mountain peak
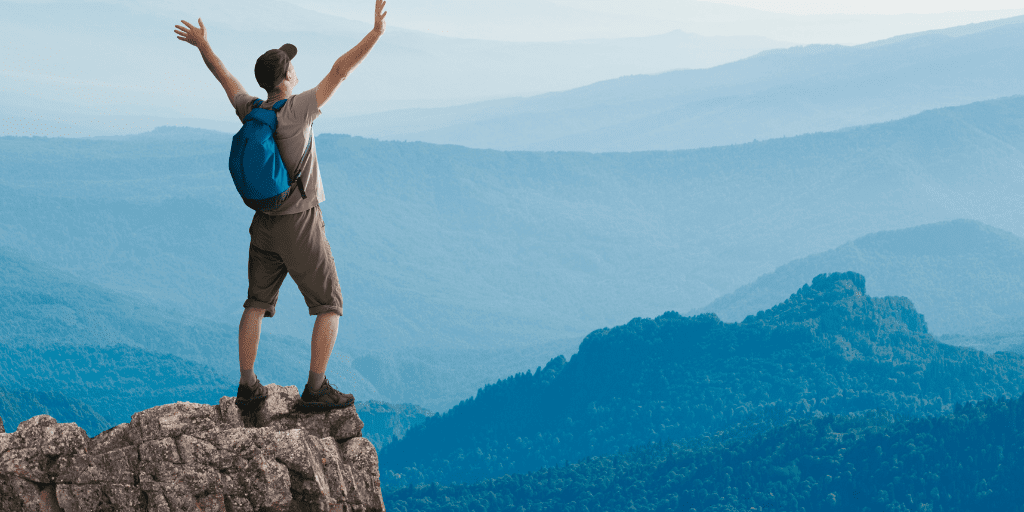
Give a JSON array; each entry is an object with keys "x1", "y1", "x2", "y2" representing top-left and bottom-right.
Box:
[
  {"x1": 698, "y1": 220, "x2": 1024, "y2": 336},
  {"x1": 742, "y1": 271, "x2": 931, "y2": 352}
]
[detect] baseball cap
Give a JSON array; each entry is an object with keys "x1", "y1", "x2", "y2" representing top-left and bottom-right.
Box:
[{"x1": 255, "y1": 43, "x2": 298, "y2": 91}]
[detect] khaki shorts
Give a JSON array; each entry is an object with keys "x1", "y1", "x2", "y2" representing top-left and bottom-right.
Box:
[{"x1": 243, "y1": 204, "x2": 343, "y2": 318}]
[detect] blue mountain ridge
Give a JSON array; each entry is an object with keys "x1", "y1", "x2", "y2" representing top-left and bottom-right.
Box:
[
  {"x1": 693, "y1": 219, "x2": 1024, "y2": 338},
  {"x1": 2, "y1": 0, "x2": 788, "y2": 137},
  {"x1": 330, "y1": 14, "x2": 1024, "y2": 152},
  {"x1": 5, "y1": 94, "x2": 1024, "y2": 412}
]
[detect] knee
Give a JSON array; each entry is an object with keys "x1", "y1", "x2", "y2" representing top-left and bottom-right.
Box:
[{"x1": 245, "y1": 307, "x2": 267, "y2": 317}]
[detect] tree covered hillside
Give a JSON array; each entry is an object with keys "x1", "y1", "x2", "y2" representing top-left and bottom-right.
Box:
[
  {"x1": 0, "y1": 387, "x2": 110, "y2": 437},
  {"x1": 695, "y1": 219, "x2": 1024, "y2": 336},
  {"x1": 356, "y1": 401, "x2": 434, "y2": 451},
  {"x1": 379, "y1": 272, "x2": 1024, "y2": 488},
  {"x1": 386, "y1": 394, "x2": 1024, "y2": 511}
]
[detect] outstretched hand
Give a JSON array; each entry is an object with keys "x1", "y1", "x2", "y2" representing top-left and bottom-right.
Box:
[
  {"x1": 374, "y1": 0, "x2": 387, "y2": 34},
  {"x1": 174, "y1": 18, "x2": 208, "y2": 48}
]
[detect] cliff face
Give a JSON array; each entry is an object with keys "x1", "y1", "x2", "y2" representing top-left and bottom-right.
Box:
[{"x1": 0, "y1": 384, "x2": 384, "y2": 512}]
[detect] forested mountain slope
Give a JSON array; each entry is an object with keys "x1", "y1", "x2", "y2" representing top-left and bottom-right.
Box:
[
  {"x1": 0, "y1": 387, "x2": 109, "y2": 437},
  {"x1": 379, "y1": 272, "x2": 1024, "y2": 487},
  {"x1": 386, "y1": 394, "x2": 1024, "y2": 511}
]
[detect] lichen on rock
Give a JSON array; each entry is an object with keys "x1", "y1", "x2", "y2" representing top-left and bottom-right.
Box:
[{"x1": 0, "y1": 384, "x2": 384, "y2": 512}]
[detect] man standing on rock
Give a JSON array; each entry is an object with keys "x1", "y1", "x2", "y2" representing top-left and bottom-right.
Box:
[{"x1": 174, "y1": 0, "x2": 387, "y2": 412}]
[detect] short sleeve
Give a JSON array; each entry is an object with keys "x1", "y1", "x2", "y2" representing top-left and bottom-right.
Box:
[
  {"x1": 283, "y1": 87, "x2": 322, "y2": 127},
  {"x1": 233, "y1": 92, "x2": 259, "y2": 123}
]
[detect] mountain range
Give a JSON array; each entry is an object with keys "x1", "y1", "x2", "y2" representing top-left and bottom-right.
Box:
[
  {"x1": 332, "y1": 16, "x2": 1024, "y2": 151},
  {"x1": 6, "y1": 93, "x2": 1024, "y2": 410}
]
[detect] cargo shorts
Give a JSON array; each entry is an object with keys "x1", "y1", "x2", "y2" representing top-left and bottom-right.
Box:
[{"x1": 243, "y1": 203, "x2": 343, "y2": 318}]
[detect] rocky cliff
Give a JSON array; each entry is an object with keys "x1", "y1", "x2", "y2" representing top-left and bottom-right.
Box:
[{"x1": 0, "y1": 384, "x2": 384, "y2": 512}]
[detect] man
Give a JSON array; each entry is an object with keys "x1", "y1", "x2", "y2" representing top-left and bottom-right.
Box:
[{"x1": 174, "y1": 0, "x2": 387, "y2": 412}]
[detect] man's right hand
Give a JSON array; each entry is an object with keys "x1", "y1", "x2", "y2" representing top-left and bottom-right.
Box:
[{"x1": 374, "y1": 0, "x2": 387, "y2": 35}]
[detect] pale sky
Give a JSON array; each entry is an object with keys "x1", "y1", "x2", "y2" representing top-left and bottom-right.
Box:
[
  {"x1": 705, "y1": 0, "x2": 1024, "y2": 14},
  {"x1": 287, "y1": 0, "x2": 1024, "y2": 44}
]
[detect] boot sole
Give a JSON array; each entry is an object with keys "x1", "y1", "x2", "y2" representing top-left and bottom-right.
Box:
[
  {"x1": 235, "y1": 394, "x2": 269, "y2": 412},
  {"x1": 296, "y1": 397, "x2": 355, "y2": 412}
]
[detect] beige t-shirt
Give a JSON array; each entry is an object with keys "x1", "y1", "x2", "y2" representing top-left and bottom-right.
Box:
[{"x1": 233, "y1": 87, "x2": 325, "y2": 216}]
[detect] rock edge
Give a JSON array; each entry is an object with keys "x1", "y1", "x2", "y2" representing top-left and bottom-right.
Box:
[{"x1": 0, "y1": 384, "x2": 384, "y2": 512}]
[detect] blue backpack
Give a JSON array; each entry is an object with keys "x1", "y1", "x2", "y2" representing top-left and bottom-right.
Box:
[{"x1": 228, "y1": 98, "x2": 310, "y2": 212}]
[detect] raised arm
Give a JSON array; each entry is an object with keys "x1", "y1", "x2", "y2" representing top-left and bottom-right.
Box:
[
  {"x1": 316, "y1": 0, "x2": 387, "y2": 109},
  {"x1": 175, "y1": 18, "x2": 248, "y2": 105}
]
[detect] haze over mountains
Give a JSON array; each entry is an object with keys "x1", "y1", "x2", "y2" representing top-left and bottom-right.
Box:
[
  {"x1": 5, "y1": 92, "x2": 1024, "y2": 410},
  {"x1": 694, "y1": 220, "x2": 1024, "y2": 337},
  {"x1": 333, "y1": 15, "x2": 1024, "y2": 151},
  {"x1": 8, "y1": 1, "x2": 1024, "y2": 141},
  {"x1": 1, "y1": 0, "x2": 790, "y2": 138}
]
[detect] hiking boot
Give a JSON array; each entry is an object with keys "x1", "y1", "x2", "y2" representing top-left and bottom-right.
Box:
[
  {"x1": 235, "y1": 377, "x2": 269, "y2": 412},
  {"x1": 297, "y1": 377, "x2": 354, "y2": 412}
]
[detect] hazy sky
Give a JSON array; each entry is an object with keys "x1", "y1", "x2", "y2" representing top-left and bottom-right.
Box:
[
  {"x1": 285, "y1": 0, "x2": 1024, "y2": 43},
  {"x1": 707, "y1": 0, "x2": 1024, "y2": 14}
]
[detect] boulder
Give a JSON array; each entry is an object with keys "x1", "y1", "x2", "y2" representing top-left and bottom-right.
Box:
[{"x1": 0, "y1": 384, "x2": 384, "y2": 512}]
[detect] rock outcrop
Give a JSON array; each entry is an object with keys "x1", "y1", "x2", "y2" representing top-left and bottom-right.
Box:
[{"x1": 0, "y1": 384, "x2": 384, "y2": 512}]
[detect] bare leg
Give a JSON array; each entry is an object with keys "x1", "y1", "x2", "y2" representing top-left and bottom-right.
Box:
[
  {"x1": 239, "y1": 307, "x2": 266, "y2": 372},
  {"x1": 310, "y1": 312, "x2": 340, "y2": 375}
]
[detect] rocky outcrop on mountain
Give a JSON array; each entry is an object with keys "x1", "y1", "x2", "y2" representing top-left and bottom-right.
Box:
[{"x1": 0, "y1": 384, "x2": 384, "y2": 512}]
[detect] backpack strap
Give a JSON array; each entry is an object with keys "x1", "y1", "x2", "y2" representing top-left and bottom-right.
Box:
[
  {"x1": 289, "y1": 125, "x2": 313, "y2": 200},
  {"x1": 249, "y1": 98, "x2": 286, "y2": 111},
  {"x1": 251, "y1": 97, "x2": 309, "y2": 200}
]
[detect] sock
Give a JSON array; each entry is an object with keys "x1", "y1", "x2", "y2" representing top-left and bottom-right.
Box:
[
  {"x1": 307, "y1": 371, "x2": 325, "y2": 391},
  {"x1": 240, "y1": 369, "x2": 257, "y2": 387}
]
